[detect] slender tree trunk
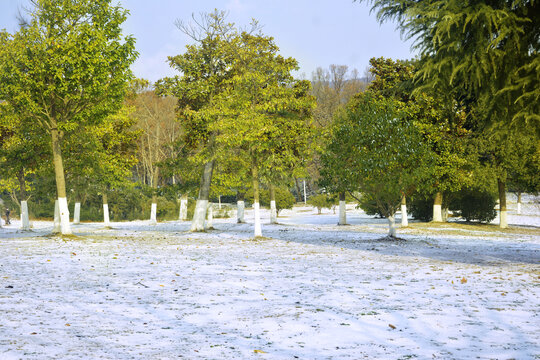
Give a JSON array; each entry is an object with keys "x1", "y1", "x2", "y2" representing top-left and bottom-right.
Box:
[
  {"x1": 191, "y1": 160, "x2": 215, "y2": 232},
  {"x1": 269, "y1": 184, "x2": 277, "y2": 224},
  {"x1": 179, "y1": 194, "x2": 188, "y2": 221},
  {"x1": 20, "y1": 200, "x2": 30, "y2": 230},
  {"x1": 73, "y1": 202, "x2": 81, "y2": 224},
  {"x1": 387, "y1": 213, "x2": 397, "y2": 238},
  {"x1": 498, "y1": 179, "x2": 508, "y2": 228},
  {"x1": 103, "y1": 192, "x2": 110, "y2": 227},
  {"x1": 432, "y1": 192, "x2": 443, "y2": 222},
  {"x1": 51, "y1": 128, "x2": 71, "y2": 234},
  {"x1": 338, "y1": 191, "x2": 347, "y2": 225},
  {"x1": 517, "y1": 192, "x2": 522, "y2": 215},
  {"x1": 237, "y1": 191, "x2": 245, "y2": 223},
  {"x1": 401, "y1": 195, "x2": 408, "y2": 227},
  {"x1": 252, "y1": 163, "x2": 262, "y2": 237},
  {"x1": 294, "y1": 178, "x2": 302, "y2": 202},
  {"x1": 150, "y1": 168, "x2": 159, "y2": 224}
]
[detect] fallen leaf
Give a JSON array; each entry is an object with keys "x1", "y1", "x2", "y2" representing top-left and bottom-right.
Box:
[
  {"x1": 461, "y1": 277, "x2": 467, "y2": 284},
  {"x1": 388, "y1": 324, "x2": 396, "y2": 330},
  {"x1": 65, "y1": 324, "x2": 70, "y2": 327},
  {"x1": 254, "y1": 349, "x2": 267, "y2": 354}
]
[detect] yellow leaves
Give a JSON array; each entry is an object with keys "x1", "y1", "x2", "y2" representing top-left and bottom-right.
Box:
[
  {"x1": 388, "y1": 324, "x2": 396, "y2": 330},
  {"x1": 253, "y1": 349, "x2": 267, "y2": 354},
  {"x1": 460, "y1": 277, "x2": 467, "y2": 284}
]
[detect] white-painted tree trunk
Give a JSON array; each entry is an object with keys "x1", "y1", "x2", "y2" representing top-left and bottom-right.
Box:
[
  {"x1": 207, "y1": 203, "x2": 214, "y2": 229},
  {"x1": 338, "y1": 201, "x2": 347, "y2": 225},
  {"x1": 401, "y1": 204, "x2": 408, "y2": 227},
  {"x1": 500, "y1": 209, "x2": 508, "y2": 229},
  {"x1": 270, "y1": 200, "x2": 277, "y2": 224},
  {"x1": 53, "y1": 200, "x2": 61, "y2": 233},
  {"x1": 218, "y1": 195, "x2": 221, "y2": 209},
  {"x1": 73, "y1": 202, "x2": 81, "y2": 224},
  {"x1": 179, "y1": 198, "x2": 188, "y2": 221},
  {"x1": 253, "y1": 202, "x2": 262, "y2": 237},
  {"x1": 237, "y1": 200, "x2": 245, "y2": 223},
  {"x1": 150, "y1": 202, "x2": 157, "y2": 225},
  {"x1": 21, "y1": 200, "x2": 30, "y2": 231},
  {"x1": 388, "y1": 214, "x2": 397, "y2": 238},
  {"x1": 517, "y1": 192, "x2": 522, "y2": 215},
  {"x1": 433, "y1": 204, "x2": 442, "y2": 222},
  {"x1": 103, "y1": 203, "x2": 110, "y2": 227},
  {"x1": 58, "y1": 197, "x2": 71, "y2": 234},
  {"x1": 190, "y1": 199, "x2": 208, "y2": 232}
]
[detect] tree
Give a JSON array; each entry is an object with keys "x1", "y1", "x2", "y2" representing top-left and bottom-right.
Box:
[
  {"x1": 359, "y1": 0, "x2": 539, "y2": 131},
  {"x1": 156, "y1": 10, "x2": 239, "y2": 232},
  {"x1": 211, "y1": 32, "x2": 315, "y2": 237},
  {"x1": 321, "y1": 93, "x2": 432, "y2": 238},
  {"x1": 0, "y1": 0, "x2": 137, "y2": 234}
]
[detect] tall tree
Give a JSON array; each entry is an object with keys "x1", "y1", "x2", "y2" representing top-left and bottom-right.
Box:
[
  {"x1": 0, "y1": 0, "x2": 137, "y2": 234},
  {"x1": 212, "y1": 32, "x2": 315, "y2": 237}
]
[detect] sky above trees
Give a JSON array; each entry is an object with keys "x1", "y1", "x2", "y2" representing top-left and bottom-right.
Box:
[{"x1": 0, "y1": 0, "x2": 416, "y2": 83}]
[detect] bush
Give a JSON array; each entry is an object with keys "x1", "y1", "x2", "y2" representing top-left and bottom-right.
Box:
[
  {"x1": 448, "y1": 188, "x2": 497, "y2": 223},
  {"x1": 308, "y1": 193, "x2": 337, "y2": 214},
  {"x1": 246, "y1": 187, "x2": 296, "y2": 215},
  {"x1": 357, "y1": 193, "x2": 385, "y2": 218},
  {"x1": 409, "y1": 196, "x2": 433, "y2": 222}
]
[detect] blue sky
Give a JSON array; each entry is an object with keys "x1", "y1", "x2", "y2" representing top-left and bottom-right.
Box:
[{"x1": 0, "y1": 0, "x2": 416, "y2": 83}]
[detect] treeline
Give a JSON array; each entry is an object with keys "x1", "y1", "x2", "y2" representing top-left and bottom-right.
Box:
[{"x1": 0, "y1": 1, "x2": 538, "y2": 238}]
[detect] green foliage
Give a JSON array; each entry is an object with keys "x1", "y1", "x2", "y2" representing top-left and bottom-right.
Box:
[
  {"x1": 448, "y1": 188, "x2": 497, "y2": 223},
  {"x1": 358, "y1": 193, "x2": 385, "y2": 218},
  {"x1": 409, "y1": 197, "x2": 434, "y2": 222},
  {"x1": 308, "y1": 194, "x2": 337, "y2": 214},
  {"x1": 321, "y1": 92, "x2": 432, "y2": 219},
  {"x1": 246, "y1": 187, "x2": 295, "y2": 215},
  {"x1": 360, "y1": 0, "x2": 539, "y2": 131}
]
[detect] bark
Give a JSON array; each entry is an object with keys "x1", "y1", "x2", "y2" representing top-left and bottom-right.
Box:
[
  {"x1": 21, "y1": 200, "x2": 30, "y2": 230},
  {"x1": 432, "y1": 192, "x2": 443, "y2": 222},
  {"x1": 294, "y1": 178, "x2": 303, "y2": 202},
  {"x1": 102, "y1": 193, "x2": 110, "y2": 227},
  {"x1": 498, "y1": 179, "x2": 508, "y2": 228},
  {"x1": 191, "y1": 160, "x2": 215, "y2": 231},
  {"x1": 73, "y1": 202, "x2": 81, "y2": 224},
  {"x1": 51, "y1": 128, "x2": 71, "y2": 234},
  {"x1": 269, "y1": 184, "x2": 277, "y2": 224},
  {"x1": 179, "y1": 194, "x2": 188, "y2": 221},
  {"x1": 237, "y1": 191, "x2": 245, "y2": 223},
  {"x1": 517, "y1": 192, "x2": 522, "y2": 215},
  {"x1": 387, "y1": 214, "x2": 397, "y2": 238},
  {"x1": 252, "y1": 163, "x2": 262, "y2": 237},
  {"x1": 207, "y1": 203, "x2": 214, "y2": 229},
  {"x1": 338, "y1": 191, "x2": 347, "y2": 225},
  {"x1": 401, "y1": 195, "x2": 408, "y2": 227}
]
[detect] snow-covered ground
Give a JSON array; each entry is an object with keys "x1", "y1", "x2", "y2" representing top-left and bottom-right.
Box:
[{"x1": 0, "y1": 201, "x2": 539, "y2": 359}]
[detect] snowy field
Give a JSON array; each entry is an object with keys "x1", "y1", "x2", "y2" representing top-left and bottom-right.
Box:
[{"x1": 0, "y1": 199, "x2": 539, "y2": 359}]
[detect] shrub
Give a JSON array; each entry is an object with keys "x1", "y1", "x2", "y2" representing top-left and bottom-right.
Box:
[
  {"x1": 409, "y1": 196, "x2": 433, "y2": 222},
  {"x1": 357, "y1": 193, "x2": 385, "y2": 218},
  {"x1": 448, "y1": 188, "x2": 497, "y2": 223},
  {"x1": 308, "y1": 193, "x2": 337, "y2": 214}
]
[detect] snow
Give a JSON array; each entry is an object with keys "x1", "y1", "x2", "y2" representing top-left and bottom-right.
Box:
[{"x1": 0, "y1": 199, "x2": 539, "y2": 359}]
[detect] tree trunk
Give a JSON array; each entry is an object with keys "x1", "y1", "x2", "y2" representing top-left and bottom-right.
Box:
[
  {"x1": 179, "y1": 194, "x2": 188, "y2": 221},
  {"x1": 498, "y1": 179, "x2": 508, "y2": 228},
  {"x1": 294, "y1": 178, "x2": 302, "y2": 202},
  {"x1": 237, "y1": 191, "x2": 245, "y2": 223},
  {"x1": 73, "y1": 202, "x2": 81, "y2": 224},
  {"x1": 21, "y1": 200, "x2": 30, "y2": 231},
  {"x1": 338, "y1": 191, "x2": 347, "y2": 225},
  {"x1": 432, "y1": 192, "x2": 443, "y2": 222},
  {"x1": 191, "y1": 160, "x2": 215, "y2": 232},
  {"x1": 252, "y1": 163, "x2": 262, "y2": 237},
  {"x1": 517, "y1": 192, "x2": 522, "y2": 215},
  {"x1": 401, "y1": 195, "x2": 408, "y2": 227},
  {"x1": 150, "y1": 194, "x2": 158, "y2": 225},
  {"x1": 51, "y1": 128, "x2": 71, "y2": 234},
  {"x1": 269, "y1": 184, "x2": 277, "y2": 224},
  {"x1": 387, "y1": 213, "x2": 397, "y2": 238},
  {"x1": 207, "y1": 203, "x2": 214, "y2": 229},
  {"x1": 103, "y1": 192, "x2": 110, "y2": 227},
  {"x1": 53, "y1": 200, "x2": 60, "y2": 233}
]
